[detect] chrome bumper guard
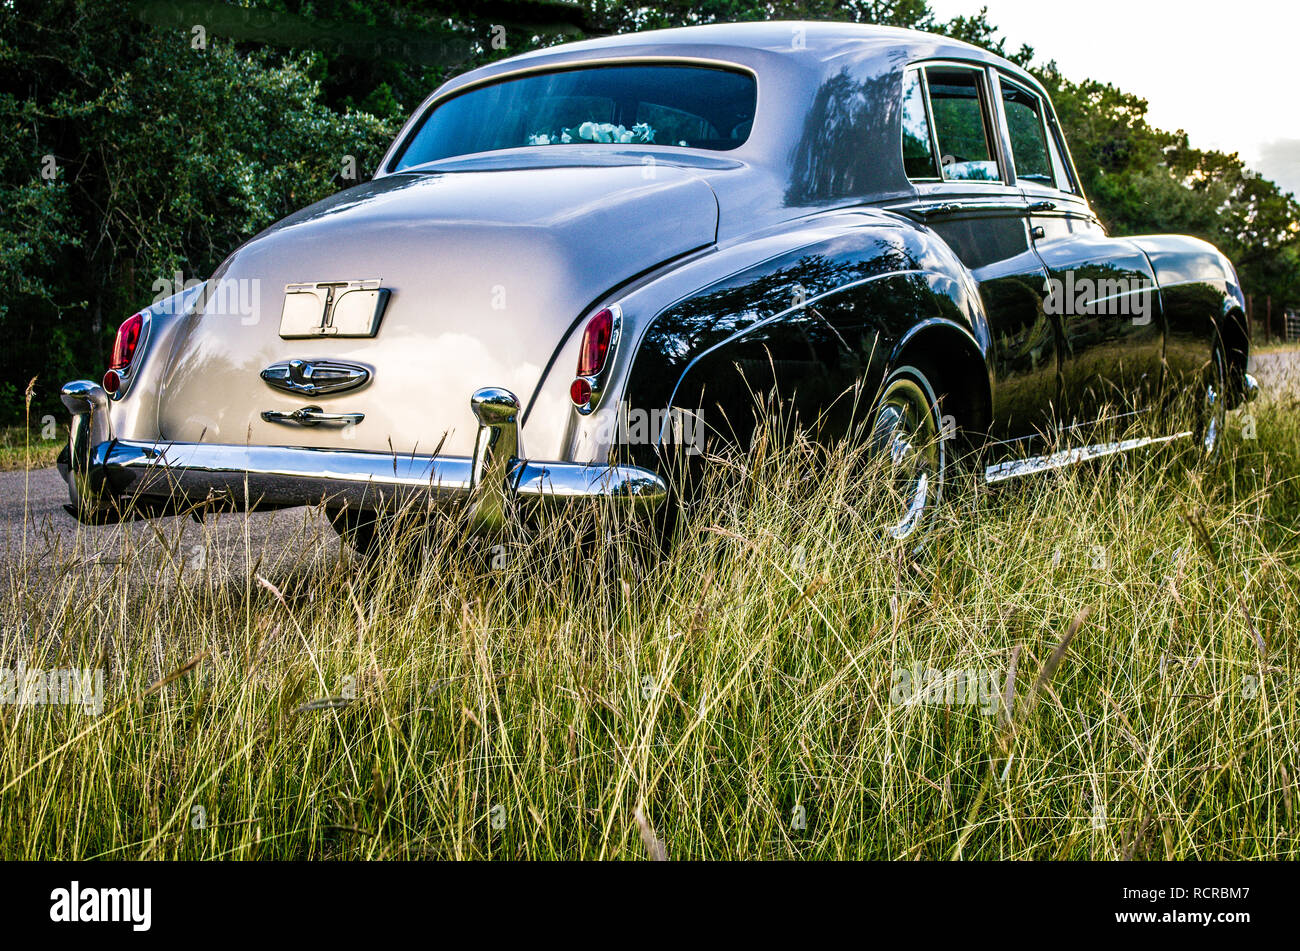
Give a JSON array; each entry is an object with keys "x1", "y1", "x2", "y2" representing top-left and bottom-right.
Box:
[{"x1": 58, "y1": 382, "x2": 667, "y2": 529}]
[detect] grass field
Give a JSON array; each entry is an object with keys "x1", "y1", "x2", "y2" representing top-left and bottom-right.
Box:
[
  {"x1": 1, "y1": 372, "x2": 1298, "y2": 860},
  {"x1": 1245, "y1": 340, "x2": 1300, "y2": 356},
  {"x1": 0, "y1": 424, "x2": 64, "y2": 472}
]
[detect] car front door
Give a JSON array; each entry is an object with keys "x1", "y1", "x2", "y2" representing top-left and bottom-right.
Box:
[
  {"x1": 995, "y1": 73, "x2": 1166, "y2": 440},
  {"x1": 899, "y1": 63, "x2": 1060, "y2": 452}
]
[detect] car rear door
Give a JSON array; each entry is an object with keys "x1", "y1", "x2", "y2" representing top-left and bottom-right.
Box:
[{"x1": 899, "y1": 63, "x2": 1060, "y2": 450}]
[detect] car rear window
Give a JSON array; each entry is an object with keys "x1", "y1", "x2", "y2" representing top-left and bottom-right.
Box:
[{"x1": 392, "y1": 64, "x2": 758, "y2": 169}]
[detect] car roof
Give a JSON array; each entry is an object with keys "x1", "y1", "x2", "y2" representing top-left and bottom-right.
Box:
[
  {"x1": 440, "y1": 21, "x2": 1023, "y2": 92},
  {"x1": 381, "y1": 22, "x2": 1045, "y2": 211}
]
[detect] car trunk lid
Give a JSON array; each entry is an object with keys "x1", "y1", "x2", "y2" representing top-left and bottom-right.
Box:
[{"x1": 156, "y1": 165, "x2": 717, "y2": 457}]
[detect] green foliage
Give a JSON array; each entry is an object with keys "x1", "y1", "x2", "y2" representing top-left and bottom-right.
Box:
[
  {"x1": 1036, "y1": 64, "x2": 1300, "y2": 311},
  {"x1": 0, "y1": 1, "x2": 397, "y2": 421},
  {"x1": 586, "y1": 0, "x2": 931, "y2": 31}
]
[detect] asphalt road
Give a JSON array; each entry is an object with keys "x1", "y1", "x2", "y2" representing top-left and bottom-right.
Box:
[
  {"x1": 3, "y1": 351, "x2": 1295, "y2": 570},
  {"x1": 0, "y1": 465, "x2": 339, "y2": 580}
]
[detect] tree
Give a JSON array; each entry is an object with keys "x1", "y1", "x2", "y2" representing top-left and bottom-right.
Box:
[
  {"x1": 1038, "y1": 63, "x2": 1300, "y2": 311},
  {"x1": 0, "y1": 1, "x2": 394, "y2": 418}
]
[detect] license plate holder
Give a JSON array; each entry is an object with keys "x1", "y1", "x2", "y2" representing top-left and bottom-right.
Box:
[{"x1": 279, "y1": 280, "x2": 389, "y2": 338}]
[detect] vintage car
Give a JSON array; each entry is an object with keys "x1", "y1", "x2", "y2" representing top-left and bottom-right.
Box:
[{"x1": 58, "y1": 21, "x2": 1259, "y2": 543}]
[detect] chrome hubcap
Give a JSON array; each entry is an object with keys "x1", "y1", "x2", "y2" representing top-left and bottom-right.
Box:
[
  {"x1": 1200, "y1": 352, "x2": 1226, "y2": 459},
  {"x1": 871, "y1": 378, "x2": 942, "y2": 540},
  {"x1": 1202, "y1": 382, "x2": 1221, "y2": 456}
]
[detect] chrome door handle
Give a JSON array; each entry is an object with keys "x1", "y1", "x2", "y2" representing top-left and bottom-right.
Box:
[
  {"x1": 1026, "y1": 200, "x2": 1057, "y2": 212},
  {"x1": 912, "y1": 200, "x2": 1034, "y2": 218},
  {"x1": 261, "y1": 406, "x2": 364, "y2": 427},
  {"x1": 912, "y1": 202, "x2": 961, "y2": 218}
]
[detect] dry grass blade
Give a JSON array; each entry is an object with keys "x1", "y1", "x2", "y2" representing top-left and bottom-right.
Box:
[
  {"x1": 1027, "y1": 606, "x2": 1092, "y2": 708},
  {"x1": 295, "y1": 697, "x2": 353, "y2": 713},
  {"x1": 633, "y1": 804, "x2": 669, "y2": 861},
  {"x1": 143, "y1": 652, "x2": 208, "y2": 698},
  {"x1": 1185, "y1": 507, "x2": 1267, "y2": 656}
]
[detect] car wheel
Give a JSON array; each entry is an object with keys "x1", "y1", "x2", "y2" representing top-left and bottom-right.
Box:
[
  {"x1": 867, "y1": 365, "x2": 947, "y2": 541},
  {"x1": 327, "y1": 506, "x2": 383, "y2": 557},
  {"x1": 1194, "y1": 345, "x2": 1228, "y2": 462}
]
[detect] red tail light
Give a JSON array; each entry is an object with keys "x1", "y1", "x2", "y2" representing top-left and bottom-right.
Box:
[
  {"x1": 110, "y1": 312, "x2": 145, "y2": 370},
  {"x1": 571, "y1": 306, "x2": 620, "y2": 410},
  {"x1": 569, "y1": 378, "x2": 592, "y2": 405},
  {"x1": 576, "y1": 308, "x2": 613, "y2": 377}
]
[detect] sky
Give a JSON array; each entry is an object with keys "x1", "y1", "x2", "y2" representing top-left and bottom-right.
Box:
[{"x1": 926, "y1": 0, "x2": 1300, "y2": 198}]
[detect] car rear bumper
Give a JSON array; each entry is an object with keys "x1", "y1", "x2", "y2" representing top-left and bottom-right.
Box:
[{"x1": 58, "y1": 381, "x2": 668, "y2": 529}]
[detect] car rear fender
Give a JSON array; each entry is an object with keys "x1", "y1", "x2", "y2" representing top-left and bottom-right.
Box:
[{"x1": 573, "y1": 211, "x2": 990, "y2": 469}]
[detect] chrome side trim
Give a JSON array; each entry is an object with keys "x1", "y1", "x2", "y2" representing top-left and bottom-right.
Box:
[
  {"x1": 984, "y1": 431, "x2": 1191, "y2": 484},
  {"x1": 906, "y1": 200, "x2": 1030, "y2": 218}
]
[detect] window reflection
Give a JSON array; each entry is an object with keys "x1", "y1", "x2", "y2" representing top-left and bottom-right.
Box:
[
  {"x1": 1001, "y1": 81, "x2": 1054, "y2": 186},
  {"x1": 901, "y1": 70, "x2": 939, "y2": 180},
  {"x1": 927, "y1": 68, "x2": 999, "y2": 183}
]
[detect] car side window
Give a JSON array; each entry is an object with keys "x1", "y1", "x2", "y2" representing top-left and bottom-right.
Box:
[
  {"x1": 901, "y1": 69, "x2": 940, "y2": 180},
  {"x1": 1044, "y1": 123, "x2": 1077, "y2": 194},
  {"x1": 1000, "y1": 79, "x2": 1055, "y2": 187},
  {"x1": 925, "y1": 67, "x2": 999, "y2": 183}
]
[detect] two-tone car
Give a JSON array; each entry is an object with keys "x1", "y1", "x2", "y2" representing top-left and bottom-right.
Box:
[{"x1": 58, "y1": 21, "x2": 1258, "y2": 544}]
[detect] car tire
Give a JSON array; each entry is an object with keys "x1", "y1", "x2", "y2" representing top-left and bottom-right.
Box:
[
  {"x1": 327, "y1": 506, "x2": 383, "y2": 557},
  {"x1": 864, "y1": 365, "x2": 948, "y2": 542},
  {"x1": 1193, "y1": 344, "x2": 1228, "y2": 463}
]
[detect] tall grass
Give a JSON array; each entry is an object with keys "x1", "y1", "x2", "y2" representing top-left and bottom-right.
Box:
[{"x1": 1, "y1": 375, "x2": 1298, "y2": 859}]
